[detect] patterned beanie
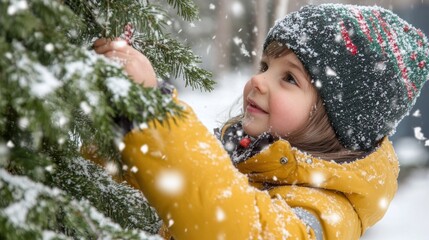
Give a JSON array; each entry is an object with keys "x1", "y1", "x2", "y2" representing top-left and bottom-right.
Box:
[{"x1": 264, "y1": 4, "x2": 429, "y2": 151}]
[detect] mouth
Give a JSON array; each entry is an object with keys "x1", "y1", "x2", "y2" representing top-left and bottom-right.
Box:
[{"x1": 246, "y1": 99, "x2": 268, "y2": 114}]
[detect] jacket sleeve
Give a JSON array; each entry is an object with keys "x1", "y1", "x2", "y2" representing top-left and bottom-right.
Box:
[{"x1": 121, "y1": 101, "x2": 317, "y2": 240}]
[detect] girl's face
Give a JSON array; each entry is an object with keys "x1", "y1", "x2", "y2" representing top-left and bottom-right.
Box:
[{"x1": 242, "y1": 49, "x2": 317, "y2": 138}]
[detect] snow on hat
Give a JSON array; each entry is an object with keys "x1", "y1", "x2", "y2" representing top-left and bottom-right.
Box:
[{"x1": 264, "y1": 4, "x2": 429, "y2": 151}]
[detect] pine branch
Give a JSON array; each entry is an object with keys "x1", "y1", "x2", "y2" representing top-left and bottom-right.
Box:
[
  {"x1": 0, "y1": 168, "x2": 162, "y2": 240},
  {"x1": 165, "y1": 0, "x2": 200, "y2": 21},
  {"x1": 1, "y1": 0, "x2": 212, "y2": 236},
  {"x1": 63, "y1": 0, "x2": 215, "y2": 92},
  {"x1": 133, "y1": 36, "x2": 215, "y2": 91},
  {"x1": 50, "y1": 156, "x2": 162, "y2": 233}
]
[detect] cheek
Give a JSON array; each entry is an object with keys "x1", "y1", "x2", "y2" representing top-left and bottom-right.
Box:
[{"x1": 270, "y1": 95, "x2": 311, "y2": 134}]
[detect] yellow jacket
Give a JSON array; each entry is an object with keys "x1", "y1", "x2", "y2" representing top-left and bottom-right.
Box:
[{"x1": 122, "y1": 102, "x2": 399, "y2": 240}]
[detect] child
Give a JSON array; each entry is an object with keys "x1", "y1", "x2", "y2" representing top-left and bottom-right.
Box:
[{"x1": 93, "y1": 3, "x2": 428, "y2": 240}]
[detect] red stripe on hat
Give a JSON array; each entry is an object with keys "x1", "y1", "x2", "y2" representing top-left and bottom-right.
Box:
[
  {"x1": 373, "y1": 10, "x2": 417, "y2": 99},
  {"x1": 340, "y1": 20, "x2": 358, "y2": 55},
  {"x1": 369, "y1": 16, "x2": 387, "y2": 54},
  {"x1": 352, "y1": 8, "x2": 373, "y2": 42}
]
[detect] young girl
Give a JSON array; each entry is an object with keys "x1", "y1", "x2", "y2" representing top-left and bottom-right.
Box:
[{"x1": 93, "y1": 4, "x2": 428, "y2": 239}]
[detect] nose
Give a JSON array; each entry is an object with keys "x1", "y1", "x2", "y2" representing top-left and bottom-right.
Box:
[{"x1": 250, "y1": 73, "x2": 268, "y2": 94}]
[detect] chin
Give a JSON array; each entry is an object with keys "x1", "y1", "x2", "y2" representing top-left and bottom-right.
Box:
[{"x1": 242, "y1": 124, "x2": 262, "y2": 137}]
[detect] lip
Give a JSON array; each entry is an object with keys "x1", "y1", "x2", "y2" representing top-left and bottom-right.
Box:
[{"x1": 246, "y1": 98, "x2": 268, "y2": 114}]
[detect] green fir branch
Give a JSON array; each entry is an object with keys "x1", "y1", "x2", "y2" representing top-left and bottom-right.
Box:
[
  {"x1": 133, "y1": 36, "x2": 215, "y2": 91},
  {"x1": 1, "y1": 0, "x2": 212, "y2": 237},
  {"x1": 165, "y1": 0, "x2": 200, "y2": 21},
  {"x1": 50, "y1": 156, "x2": 162, "y2": 233},
  {"x1": 0, "y1": 168, "x2": 161, "y2": 240}
]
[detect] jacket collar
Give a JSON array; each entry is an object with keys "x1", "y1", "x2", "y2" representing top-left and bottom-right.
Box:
[
  {"x1": 236, "y1": 137, "x2": 399, "y2": 232},
  {"x1": 236, "y1": 137, "x2": 398, "y2": 190}
]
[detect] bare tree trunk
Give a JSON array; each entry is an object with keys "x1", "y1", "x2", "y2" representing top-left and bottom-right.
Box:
[
  {"x1": 274, "y1": 0, "x2": 290, "y2": 23},
  {"x1": 253, "y1": 0, "x2": 269, "y2": 71},
  {"x1": 215, "y1": 0, "x2": 232, "y2": 75}
]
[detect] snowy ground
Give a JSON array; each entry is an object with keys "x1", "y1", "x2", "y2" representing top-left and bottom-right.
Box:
[{"x1": 177, "y1": 71, "x2": 429, "y2": 240}]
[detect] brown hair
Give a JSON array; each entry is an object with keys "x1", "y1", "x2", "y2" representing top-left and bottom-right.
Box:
[{"x1": 223, "y1": 42, "x2": 367, "y2": 163}]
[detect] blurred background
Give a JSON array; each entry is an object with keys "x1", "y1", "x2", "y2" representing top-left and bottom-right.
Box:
[{"x1": 166, "y1": 1, "x2": 429, "y2": 239}]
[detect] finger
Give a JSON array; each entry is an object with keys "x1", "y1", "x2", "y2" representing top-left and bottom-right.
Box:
[
  {"x1": 94, "y1": 40, "x2": 129, "y2": 54},
  {"x1": 93, "y1": 38, "x2": 110, "y2": 48}
]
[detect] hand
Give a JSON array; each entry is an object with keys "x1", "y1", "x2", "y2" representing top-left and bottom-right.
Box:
[{"x1": 93, "y1": 38, "x2": 157, "y2": 87}]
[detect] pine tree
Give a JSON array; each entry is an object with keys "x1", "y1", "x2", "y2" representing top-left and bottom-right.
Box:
[{"x1": 0, "y1": 0, "x2": 214, "y2": 239}]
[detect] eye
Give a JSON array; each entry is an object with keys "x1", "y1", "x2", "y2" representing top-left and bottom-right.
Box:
[
  {"x1": 283, "y1": 74, "x2": 297, "y2": 85},
  {"x1": 259, "y1": 62, "x2": 268, "y2": 73}
]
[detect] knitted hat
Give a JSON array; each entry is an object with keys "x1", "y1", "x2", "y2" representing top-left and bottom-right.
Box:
[{"x1": 264, "y1": 4, "x2": 429, "y2": 151}]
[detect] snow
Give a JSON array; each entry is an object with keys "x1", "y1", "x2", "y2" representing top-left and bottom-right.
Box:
[
  {"x1": 320, "y1": 212, "x2": 341, "y2": 225},
  {"x1": 413, "y1": 109, "x2": 421, "y2": 117},
  {"x1": 414, "y1": 127, "x2": 427, "y2": 140},
  {"x1": 140, "y1": 144, "x2": 149, "y2": 154},
  {"x1": 7, "y1": 0, "x2": 28, "y2": 15},
  {"x1": 106, "y1": 77, "x2": 132, "y2": 100},
  {"x1": 80, "y1": 101, "x2": 92, "y2": 114},
  {"x1": 156, "y1": 169, "x2": 184, "y2": 196},
  {"x1": 216, "y1": 207, "x2": 226, "y2": 222},
  {"x1": 6, "y1": 140, "x2": 15, "y2": 148},
  {"x1": 31, "y1": 63, "x2": 63, "y2": 98},
  {"x1": 0, "y1": 169, "x2": 60, "y2": 226},
  {"x1": 231, "y1": 1, "x2": 244, "y2": 17},
  {"x1": 179, "y1": 71, "x2": 429, "y2": 240},
  {"x1": 44, "y1": 43, "x2": 54, "y2": 52},
  {"x1": 325, "y1": 66, "x2": 337, "y2": 77},
  {"x1": 105, "y1": 161, "x2": 119, "y2": 175},
  {"x1": 310, "y1": 172, "x2": 325, "y2": 187}
]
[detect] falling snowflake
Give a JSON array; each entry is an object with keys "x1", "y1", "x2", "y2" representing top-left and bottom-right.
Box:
[
  {"x1": 7, "y1": 0, "x2": 28, "y2": 15},
  {"x1": 117, "y1": 142, "x2": 126, "y2": 151},
  {"x1": 105, "y1": 162, "x2": 119, "y2": 175},
  {"x1": 224, "y1": 141, "x2": 235, "y2": 152},
  {"x1": 231, "y1": 1, "x2": 244, "y2": 17},
  {"x1": 140, "y1": 144, "x2": 149, "y2": 154},
  {"x1": 412, "y1": 109, "x2": 421, "y2": 117},
  {"x1": 216, "y1": 207, "x2": 226, "y2": 222},
  {"x1": 311, "y1": 172, "x2": 325, "y2": 187},
  {"x1": 156, "y1": 170, "x2": 184, "y2": 196},
  {"x1": 414, "y1": 127, "x2": 426, "y2": 140},
  {"x1": 18, "y1": 117, "x2": 29, "y2": 129},
  {"x1": 168, "y1": 219, "x2": 174, "y2": 227},
  {"x1": 379, "y1": 197, "x2": 389, "y2": 209},
  {"x1": 375, "y1": 61, "x2": 386, "y2": 72},
  {"x1": 209, "y1": 3, "x2": 216, "y2": 10},
  {"x1": 45, "y1": 165, "x2": 54, "y2": 172},
  {"x1": 6, "y1": 140, "x2": 15, "y2": 148},
  {"x1": 233, "y1": 37, "x2": 242, "y2": 45},
  {"x1": 44, "y1": 43, "x2": 54, "y2": 52},
  {"x1": 130, "y1": 166, "x2": 138, "y2": 173},
  {"x1": 80, "y1": 101, "x2": 92, "y2": 114},
  {"x1": 325, "y1": 66, "x2": 338, "y2": 77}
]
